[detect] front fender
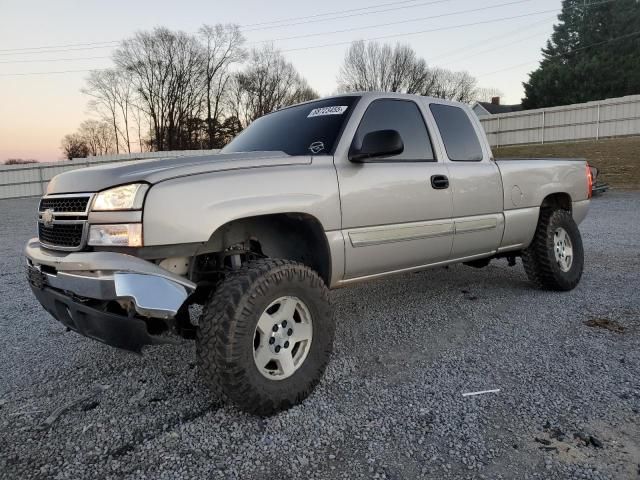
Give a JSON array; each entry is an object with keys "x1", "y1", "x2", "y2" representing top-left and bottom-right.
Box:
[{"x1": 142, "y1": 158, "x2": 341, "y2": 246}]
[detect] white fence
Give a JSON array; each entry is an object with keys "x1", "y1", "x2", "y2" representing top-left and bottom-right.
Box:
[
  {"x1": 0, "y1": 150, "x2": 219, "y2": 200},
  {"x1": 479, "y1": 94, "x2": 640, "y2": 147},
  {"x1": 4, "y1": 95, "x2": 639, "y2": 199}
]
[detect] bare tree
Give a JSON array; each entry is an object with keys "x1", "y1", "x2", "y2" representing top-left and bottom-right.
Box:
[
  {"x1": 60, "y1": 134, "x2": 89, "y2": 160},
  {"x1": 216, "y1": 115, "x2": 243, "y2": 147},
  {"x1": 338, "y1": 40, "x2": 494, "y2": 103},
  {"x1": 78, "y1": 120, "x2": 116, "y2": 156},
  {"x1": 338, "y1": 41, "x2": 429, "y2": 93},
  {"x1": 130, "y1": 103, "x2": 149, "y2": 152},
  {"x1": 76, "y1": 26, "x2": 318, "y2": 151},
  {"x1": 83, "y1": 69, "x2": 122, "y2": 153},
  {"x1": 4, "y1": 158, "x2": 38, "y2": 165},
  {"x1": 225, "y1": 74, "x2": 246, "y2": 127},
  {"x1": 425, "y1": 68, "x2": 478, "y2": 102},
  {"x1": 114, "y1": 27, "x2": 207, "y2": 151},
  {"x1": 112, "y1": 69, "x2": 134, "y2": 153},
  {"x1": 232, "y1": 46, "x2": 318, "y2": 126},
  {"x1": 199, "y1": 24, "x2": 246, "y2": 148}
]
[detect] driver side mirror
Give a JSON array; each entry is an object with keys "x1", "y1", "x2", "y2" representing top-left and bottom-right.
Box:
[{"x1": 349, "y1": 129, "x2": 404, "y2": 163}]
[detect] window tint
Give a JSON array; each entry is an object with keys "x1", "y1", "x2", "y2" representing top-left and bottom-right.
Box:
[
  {"x1": 429, "y1": 104, "x2": 483, "y2": 161},
  {"x1": 223, "y1": 96, "x2": 358, "y2": 156},
  {"x1": 354, "y1": 99, "x2": 434, "y2": 161}
]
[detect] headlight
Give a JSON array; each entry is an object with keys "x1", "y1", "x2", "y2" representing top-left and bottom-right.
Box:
[
  {"x1": 88, "y1": 224, "x2": 143, "y2": 247},
  {"x1": 92, "y1": 184, "x2": 148, "y2": 211}
]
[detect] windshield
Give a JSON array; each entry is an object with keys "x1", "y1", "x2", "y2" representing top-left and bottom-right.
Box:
[{"x1": 222, "y1": 96, "x2": 359, "y2": 156}]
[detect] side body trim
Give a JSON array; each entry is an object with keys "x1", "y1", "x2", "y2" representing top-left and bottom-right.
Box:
[
  {"x1": 454, "y1": 217, "x2": 498, "y2": 234},
  {"x1": 348, "y1": 220, "x2": 453, "y2": 248},
  {"x1": 346, "y1": 215, "x2": 500, "y2": 249}
]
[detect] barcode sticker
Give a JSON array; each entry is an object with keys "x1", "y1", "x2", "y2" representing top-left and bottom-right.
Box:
[{"x1": 307, "y1": 106, "x2": 348, "y2": 117}]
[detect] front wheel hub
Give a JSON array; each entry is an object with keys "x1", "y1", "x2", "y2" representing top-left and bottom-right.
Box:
[{"x1": 253, "y1": 296, "x2": 313, "y2": 380}]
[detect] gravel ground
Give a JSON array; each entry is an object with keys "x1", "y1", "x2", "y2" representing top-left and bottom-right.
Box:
[{"x1": 1, "y1": 192, "x2": 639, "y2": 480}]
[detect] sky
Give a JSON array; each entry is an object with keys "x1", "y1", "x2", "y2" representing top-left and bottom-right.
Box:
[{"x1": 0, "y1": 0, "x2": 560, "y2": 161}]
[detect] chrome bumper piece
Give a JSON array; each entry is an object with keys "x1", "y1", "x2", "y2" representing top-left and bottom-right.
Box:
[{"x1": 25, "y1": 238, "x2": 195, "y2": 319}]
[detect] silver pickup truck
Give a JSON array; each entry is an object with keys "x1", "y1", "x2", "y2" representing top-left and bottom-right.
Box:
[{"x1": 25, "y1": 92, "x2": 592, "y2": 415}]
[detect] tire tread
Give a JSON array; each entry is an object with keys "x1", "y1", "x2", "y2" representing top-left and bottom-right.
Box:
[
  {"x1": 522, "y1": 209, "x2": 583, "y2": 291},
  {"x1": 196, "y1": 259, "x2": 333, "y2": 415}
]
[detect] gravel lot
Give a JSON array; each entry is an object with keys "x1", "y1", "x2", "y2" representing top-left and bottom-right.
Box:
[{"x1": 1, "y1": 192, "x2": 639, "y2": 480}]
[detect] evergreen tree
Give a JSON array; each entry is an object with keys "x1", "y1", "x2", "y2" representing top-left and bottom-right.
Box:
[{"x1": 522, "y1": 0, "x2": 640, "y2": 109}]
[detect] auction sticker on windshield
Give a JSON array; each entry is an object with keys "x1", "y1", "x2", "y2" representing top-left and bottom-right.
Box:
[{"x1": 307, "y1": 106, "x2": 348, "y2": 118}]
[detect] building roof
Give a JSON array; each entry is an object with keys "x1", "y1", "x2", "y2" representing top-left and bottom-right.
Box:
[{"x1": 475, "y1": 101, "x2": 523, "y2": 115}]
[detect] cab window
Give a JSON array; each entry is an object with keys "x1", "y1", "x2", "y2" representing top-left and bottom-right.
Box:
[
  {"x1": 429, "y1": 104, "x2": 483, "y2": 161},
  {"x1": 354, "y1": 99, "x2": 435, "y2": 161}
]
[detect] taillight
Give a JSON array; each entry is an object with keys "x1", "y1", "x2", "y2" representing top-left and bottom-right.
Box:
[{"x1": 586, "y1": 163, "x2": 593, "y2": 199}]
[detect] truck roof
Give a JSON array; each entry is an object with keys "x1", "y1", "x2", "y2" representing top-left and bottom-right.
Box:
[
  {"x1": 284, "y1": 91, "x2": 470, "y2": 111},
  {"x1": 304, "y1": 91, "x2": 468, "y2": 107}
]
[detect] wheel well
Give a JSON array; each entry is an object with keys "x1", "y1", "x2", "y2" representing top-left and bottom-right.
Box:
[
  {"x1": 200, "y1": 213, "x2": 331, "y2": 285},
  {"x1": 540, "y1": 192, "x2": 572, "y2": 213}
]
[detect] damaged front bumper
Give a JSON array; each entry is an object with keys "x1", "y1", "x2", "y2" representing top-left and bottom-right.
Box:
[{"x1": 25, "y1": 238, "x2": 196, "y2": 352}]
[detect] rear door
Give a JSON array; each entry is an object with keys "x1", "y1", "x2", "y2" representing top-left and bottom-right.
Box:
[
  {"x1": 428, "y1": 102, "x2": 504, "y2": 259},
  {"x1": 334, "y1": 97, "x2": 454, "y2": 280}
]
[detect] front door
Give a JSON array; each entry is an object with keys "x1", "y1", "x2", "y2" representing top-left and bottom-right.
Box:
[{"x1": 335, "y1": 98, "x2": 454, "y2": 280}]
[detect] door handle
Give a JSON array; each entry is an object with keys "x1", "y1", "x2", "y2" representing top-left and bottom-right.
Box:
[{"x1": 430, "y1": 175, "x2": 449, "y2": 189}]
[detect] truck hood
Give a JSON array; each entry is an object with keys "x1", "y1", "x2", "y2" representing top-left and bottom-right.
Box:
[{"x1": 46, "y1": 151, "x2": 311, "y2": 194}]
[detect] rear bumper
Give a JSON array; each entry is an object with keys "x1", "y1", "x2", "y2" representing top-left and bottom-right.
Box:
[{"x1": 25, "y1": 238, "x2": 196, "y2": 351}]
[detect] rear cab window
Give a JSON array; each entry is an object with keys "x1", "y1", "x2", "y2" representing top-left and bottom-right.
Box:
[{"x1": 429, "y1": 103, "x2": 483, "y2": 161}]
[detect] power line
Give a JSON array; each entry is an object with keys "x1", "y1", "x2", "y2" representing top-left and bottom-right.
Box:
[
  {"x1": 242, "y1": 0, "x2": 438, "y2": 30},
  {"x1": 477, "y1": 29, "x2": 640, "y2": 77},
  {"x1": 0, "y1": 68, "x2": 102, "y2": 77},
  {"x1": 426, "y1": 16, "x2": 555, "y2": 63},
  {"x1": 241, "y1": 0, "x2": 431, "y2": 28},
  {"x1": 0, "y1": 9, "x2": 558, "y2": 74},
  {"x1": 0, "y1": 6, "x2": 553, "y2": 66},
  {"x1": 0, "y1": 56, "x2": 110, "y2": 64},
  {"x1": 0, "y1": 3, "x2": 546, "y2": 65},
  {"x1": 280, "y1": 8, "x2": 562, "y2": 52},
  {"x1": 0, "y1": 9, "x2": 566, "y2": 74},
  {"x1": 279, "y1": 0, "x2": 615, "y2": 53},
  {"x1": 0, "y1": 0, "x2": 619, "y2": 75},
  {"x1": 2, "y1": 30, "x2": 634, "y2": 79},
  {"x1": 0, "y1": 44, "x2": 119, "y2": 57},
  {"x1": 242, "y1": 0, "x2": 458, "y2": 32},
  {"x1": 0, "y1": 0, "x2": 611, "y2": 56},
  {"x1": 0, "y1": 25, "x2": 549, "y2": 68},
  {"x1": 438, "y1": 27, "x2": 553, "y2": 68},
  {"x1": 0, "y1": 0, "x2": 457, "y2": 54},
  {"x1": 0, "y1": 40, "x2": 119, "y2": 53},
  {"x1": 249, "y1": 0, "x2": 537, "y2": 44}
]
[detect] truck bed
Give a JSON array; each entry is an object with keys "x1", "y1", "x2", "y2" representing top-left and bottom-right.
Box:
[{"x1": 495, "y1": 157, "x2": 589, "y2": 211}]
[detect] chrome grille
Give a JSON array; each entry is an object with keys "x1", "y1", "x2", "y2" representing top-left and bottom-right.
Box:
[
  {"x1": 38, "y1": 222, "x2": 85, "y2": 249},
  {"x1": 37, "y1": 193, "x2": 92, "y2": 251},
  {"x1": 38, "y1": 194, "x2": 91, "y2": 215}
]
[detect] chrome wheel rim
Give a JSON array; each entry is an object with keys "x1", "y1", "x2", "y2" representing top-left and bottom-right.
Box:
[
  {"x1": 253, "y1": 296, "x2": 313, "y2": 380},
  {"x1": 553, "y1": 227, "x2": 573, "y2": 272}
]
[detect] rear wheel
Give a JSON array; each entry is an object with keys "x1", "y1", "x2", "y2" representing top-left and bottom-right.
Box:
[
  {"x1": 522, "y1": 209, "x2": 584, "y2": 291},
  {"x1": 196, "y1": 259, "x2": 334, "y2": 415}
]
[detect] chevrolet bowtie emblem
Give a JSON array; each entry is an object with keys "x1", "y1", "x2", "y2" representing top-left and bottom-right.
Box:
[{"x1": 41, "y1": 208, "x2": 55, "y2": 228}]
